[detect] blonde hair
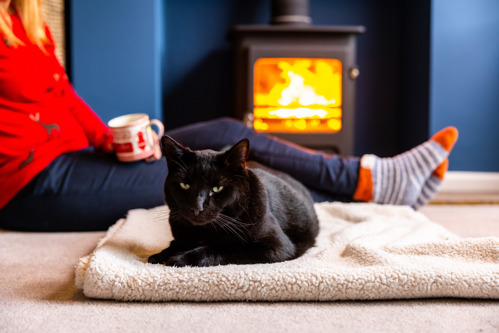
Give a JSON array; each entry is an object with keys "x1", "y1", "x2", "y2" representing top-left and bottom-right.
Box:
[{"x1": 0, "y1": 0, "x2": 50, "y2": 50}]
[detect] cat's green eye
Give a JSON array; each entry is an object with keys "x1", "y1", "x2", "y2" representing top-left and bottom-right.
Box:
[
  {"x1": 179, "y1": 182, "x2": 190, "y2": 190},
  {"x1": 212, "y1": 185, "x2": 224, "y2": 193}
]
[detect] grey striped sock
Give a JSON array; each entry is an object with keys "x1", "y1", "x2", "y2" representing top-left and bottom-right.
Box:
[
  {"x1": 365, "y1": 141, "x2": 449, "y2": 206},
  {"x1": 413, "y1": 174, "x2": 444, "y2": 209}
]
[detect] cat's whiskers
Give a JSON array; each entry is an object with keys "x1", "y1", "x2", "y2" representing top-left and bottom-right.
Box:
[
  {"x1": 168, "y1": 211, "x2": 183, "y2": 222},
  {"x1": 219, "y1": 212, "x2": 255, "y2": 228},
  {"x1": 208, "y1": 219, "x2": 221, "y2": 234},
  {"x1": 235, "y1": 201, "x2": 251, "y2": 221},
  {"x1": 217, "y1": 222, "x2": 247, "y2": 243},
  {"x1": 151, "y1": 209, "x2": 170, "y2": 223},
  {"x1": 213, "y1": 214, "x2": 249, "y2": 243},
  {"x1": 155, "y1": 214, "x2": 170, "y2": 222}
]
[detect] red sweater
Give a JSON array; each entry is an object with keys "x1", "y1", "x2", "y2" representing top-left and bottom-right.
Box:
[{"x1": 0, "y1": 13, "x2": 113, "y2": 209}]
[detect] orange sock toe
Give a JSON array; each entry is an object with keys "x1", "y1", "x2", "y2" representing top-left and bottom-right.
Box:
[
  {"x1": 430, "y1": 127, "x2": 459, "y2": 153},
  {"x1": 433, "y1": 158, "x2": 449, "y2": 180}
]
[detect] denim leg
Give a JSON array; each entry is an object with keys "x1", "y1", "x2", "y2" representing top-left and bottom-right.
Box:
[
  {"x1": 166, "y1": 117, "x2": 360, "y2": 200},
  {"x1": 0, "y1": 118, "x2": 361, "y2": 231},
  {"x1": 166, "y1": 117, "x2": 251, "y2": 150},
  {"x1": 0, "y1": 149, "x2": 167, "y2": 231}
]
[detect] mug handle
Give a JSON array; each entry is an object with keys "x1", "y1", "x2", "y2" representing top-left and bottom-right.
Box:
[{"x1": 149, "y1": 119, "x2": 165, "y2": 143}]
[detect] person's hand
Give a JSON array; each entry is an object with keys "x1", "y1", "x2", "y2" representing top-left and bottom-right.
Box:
[
  {"x1": 145, "y1": 132, "x2": 162, "y2": 162},
  {"x1": 103, "y1": 141, "x2": 114, "y2": 153},
  {"x1": 100, "y1": 132, "x2": 115, "y2": 154}
]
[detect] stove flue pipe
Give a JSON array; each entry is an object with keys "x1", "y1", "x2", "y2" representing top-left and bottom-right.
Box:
[{"x1": 271, "y1": 0, "x2": 312, "y2": 25}]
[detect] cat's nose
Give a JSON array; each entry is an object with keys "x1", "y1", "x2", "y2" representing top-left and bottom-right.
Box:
[{"x1": 192, "y1": 194, "x2": 206, "y2": 215}]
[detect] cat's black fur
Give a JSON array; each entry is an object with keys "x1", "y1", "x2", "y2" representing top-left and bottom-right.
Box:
[{"x1": 147, "y1": 136, "x2": 319, "y2": 267}]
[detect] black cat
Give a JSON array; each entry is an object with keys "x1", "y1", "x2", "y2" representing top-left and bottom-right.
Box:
[{"x1": 147, "y1": 136, "x2": 319, "y2": 267}]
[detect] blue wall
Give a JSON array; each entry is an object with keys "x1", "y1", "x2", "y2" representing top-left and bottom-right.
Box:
[
  {"x1": 70, "y1": 0, "x2": 164, "y2": 123},
  {"x1": 431, "y1": 0, "x2": 499, "y2": 172},
  {"x1": 69, "y1": 0, "x2": 499, "y2": 171}
]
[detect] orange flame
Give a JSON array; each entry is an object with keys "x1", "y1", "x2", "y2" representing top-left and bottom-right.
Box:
[{"x1": 253, "y1": 58, "x2": 342, "y2": 133}]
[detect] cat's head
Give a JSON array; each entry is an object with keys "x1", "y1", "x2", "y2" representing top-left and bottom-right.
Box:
[{"x1": 161, "y1": 136, "x2": 250, "y2": 226}]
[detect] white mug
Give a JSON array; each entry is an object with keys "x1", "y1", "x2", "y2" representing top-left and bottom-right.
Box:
[{"x1": 108, "y1": 113, "x2": 165, "y2": 162}]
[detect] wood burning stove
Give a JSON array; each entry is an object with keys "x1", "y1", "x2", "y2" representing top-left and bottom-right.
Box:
[{"x1": 231, "y1": 0, "x2": 364, "y2": 155}]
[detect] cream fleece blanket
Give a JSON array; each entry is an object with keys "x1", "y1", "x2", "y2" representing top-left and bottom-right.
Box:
[{"x1": 75, "y1": 202, "x2": 499, "y2": 301}]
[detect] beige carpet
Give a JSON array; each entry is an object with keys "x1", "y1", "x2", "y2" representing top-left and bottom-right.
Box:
[{"x1": 1, "y1": 205, "x2": 499, "y2": 332}]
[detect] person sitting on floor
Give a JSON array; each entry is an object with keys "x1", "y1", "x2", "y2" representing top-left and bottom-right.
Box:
[{"x1": 0, "y1": 0, "x2": 458, "y2": 231}]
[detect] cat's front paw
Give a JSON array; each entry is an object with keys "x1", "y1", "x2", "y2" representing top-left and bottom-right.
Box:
[
  {"x1": 165, "y1": 246, "x2": 218, "y2": 267},
  {"x1": 147, "y1": 252, "x2": 169, "y2": 265}
]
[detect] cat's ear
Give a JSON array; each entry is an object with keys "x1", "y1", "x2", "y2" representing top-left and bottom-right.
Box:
[
  {"x1": 161, "y1": 135, "x2": 188, "y2": 165},
  {"x1": 222, "y1": 139, "x2": 249, "y2": 172}
]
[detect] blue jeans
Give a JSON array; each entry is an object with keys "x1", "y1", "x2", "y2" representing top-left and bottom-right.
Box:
[{"x1": 0, "y1": 118, "x2": 359, "y2": 231}]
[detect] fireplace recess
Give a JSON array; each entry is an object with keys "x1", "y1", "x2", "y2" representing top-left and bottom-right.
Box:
[{"x1": 231, "y1": 13, "x2": 364, "y2": 155}]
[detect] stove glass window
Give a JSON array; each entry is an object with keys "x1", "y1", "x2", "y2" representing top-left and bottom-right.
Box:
[{"x1": 253, "y1": 57, "x2": 342, "y2": 133}]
